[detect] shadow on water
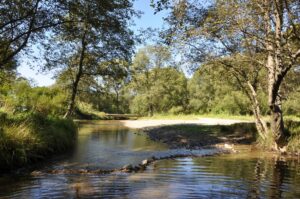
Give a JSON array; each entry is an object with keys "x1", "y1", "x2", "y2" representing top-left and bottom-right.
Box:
[{"x1": 0, "y1": 120, "x2": 300, "y2": 198}]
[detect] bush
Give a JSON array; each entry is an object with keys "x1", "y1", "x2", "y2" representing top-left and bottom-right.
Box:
[
  {"x1": 285, "y1": 120, "x2": 300, "y2": 153},
  {"x1": 168, "y1": 106, "x2": 185, "y2": 114},
  {"x1": 283, "y1": 92, "x2": 300, "y2": 117},
  {"x1": 76, "y1": 101, "x2": 106, "y2": 119},
  {"x1": 0, "y1": 113, "x2": 77, "y2": 171},
  {"x1": 0, "y1": 111, "x2": 7, "y2": 124},
  {"x1": 211, "y1": 92, "x2": 251, "y2": 115},
  {"x1": 130, "y1": 95, "x2": 149, "y2": 115},
  {"x1": 0, "y1": 79, "x2": 68, "y2": 117}
]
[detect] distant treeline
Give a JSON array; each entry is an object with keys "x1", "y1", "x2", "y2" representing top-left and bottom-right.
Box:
[{"x1": 1, "y1": 45, "x2": 299, "y2": 118}]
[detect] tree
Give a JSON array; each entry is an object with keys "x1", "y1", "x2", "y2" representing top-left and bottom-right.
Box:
[
  {"x1": 129, "y1": 45, "x2": 188, "y2": 115},
  {"x1": 188, "y1": 63, "x2": 255, "y2": 115},
  {"x1": 151, "y1": 67, "x2": 188, "y2": 113},
  {"x1": 0, "y1": 0, "x2": 65, "y2": 69},
  {"x1": 44, "y1": 0, "x2": 135, "y2": 118},
  {"x1": 261, "y1": 0, "x2": 300, "y2": 148},
  {"x1": 103, "y1": 76, "x2": 126, "y2": 113},
  {"x1": 0, "y1": 48, "x2": 17, "y2": 111},
  {"x1": 157, "y1": 0, "x2": 300, "y2": 149},
  {"x1": 130, "y1": 45, "x2": 173, "y2": 116},
  {"x1": 92, "y1": 60, "x2": 129, "y2": 114}
]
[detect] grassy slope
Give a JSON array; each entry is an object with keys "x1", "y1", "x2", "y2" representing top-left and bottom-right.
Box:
[{"x1": 0, "y1": 113, "x2": 77, "y2": 171}]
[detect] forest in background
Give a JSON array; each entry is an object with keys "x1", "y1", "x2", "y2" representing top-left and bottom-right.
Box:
[{"x1": 2, "y1": 44, "x2": 299, "y2": 118}]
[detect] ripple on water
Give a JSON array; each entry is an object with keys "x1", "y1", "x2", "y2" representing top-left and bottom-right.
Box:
[
  {"x1": 1, "y1": 121, "x2": 300, "y2": 198},
  {"x1": 2, "y1": 155, "x2": 300, "y2": 198}
]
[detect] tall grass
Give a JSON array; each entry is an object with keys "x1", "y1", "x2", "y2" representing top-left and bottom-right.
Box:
[
  {"x1": 255, "y1": 119, "x2": 300, "y2": 153},
  {"x1": 0, "y1": 112, "x2": 77, "y2": 171},
  {"x1": 286, "y1": 120, "x2": 300, "y2": 154}
]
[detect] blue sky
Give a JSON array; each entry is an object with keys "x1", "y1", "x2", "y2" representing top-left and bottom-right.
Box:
[{"x1": 17, "y1": 0, "x2": 167, "y2": 87}]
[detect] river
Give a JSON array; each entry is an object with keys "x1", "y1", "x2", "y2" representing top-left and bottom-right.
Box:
[{"x1": 0, "y1": 120, "x2": 299, "y2": 198}]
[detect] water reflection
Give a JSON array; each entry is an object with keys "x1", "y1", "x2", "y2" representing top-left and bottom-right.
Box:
[
  {"x1": 0, "y1": 121, "x2": 300, "y2": 198},
  {"x1": 53, "y1": 121, "x2": 168, "y2": 170},
  {"x1": 135, "y1": 156, "x2": 300, "y2": 199}
]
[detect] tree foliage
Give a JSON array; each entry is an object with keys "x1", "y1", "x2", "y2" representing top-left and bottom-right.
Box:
[
  {"x1": 156, "y1": 0, "x2": 300, "y2": 148},
  {"x1": 0, "y1": 0, "x2": 65, "y2": 68},
  {"x1": 128, "y1": 45, "x2": 188, "y2": 115},
  {"x1": 43, "y1": 0, "x2": 135, "y2": 117}
]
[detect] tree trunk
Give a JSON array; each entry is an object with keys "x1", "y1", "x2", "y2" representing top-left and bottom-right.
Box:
[
  {"x1": 145, "y1": 70, "x2": 153, "y2": 117},
  {"x1": 252, "y1": 105, "x2": 268, "y2": 141},
  {"x1": 264, "y1": 0, "x2": 289, "y2": 149},
  {"x1": 149, "y1": 103, "x2": 154, "y2": 117},
  {"x1": 267, "y1": 53, "x2": 289, "y2": 148},
  {"x1": 270, "y1": 105, "x2": 286, "y2": 148},
  {"x1": 115, "y1": 87, "x2": 119, "y2": 113},
  {"x1": 268, "y1": 83, "x2": 288, "y2": 148},
  {"x1": 64, "y1": 76, "x2": 81, "y2": 118},
  {"x1": 247, "y1": 81, "x2": 268, "y2": 140},
  {"x1": 64, "y1": 32, "x2": 86, "y2": 118}
]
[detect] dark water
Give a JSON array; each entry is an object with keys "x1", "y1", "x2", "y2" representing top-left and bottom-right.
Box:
[{"x1": 0, "y1": 121, "x2": 300, "y2": 198}]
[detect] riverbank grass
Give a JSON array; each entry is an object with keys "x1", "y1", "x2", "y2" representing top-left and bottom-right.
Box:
[
  {"x1": 0, "y1": 113, "x2": 77, "y2": 171},
  {"x1": 285, "y1": 120, "x2": 300, "y2": 154}
]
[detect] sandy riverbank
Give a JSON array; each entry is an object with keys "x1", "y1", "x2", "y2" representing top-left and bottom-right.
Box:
[
  {"x1": 121, "y1": 118, "x2": 253, "y2": 129},
  {"x1": 120, "y1": 118, "x2": 256, "y2": 150}
]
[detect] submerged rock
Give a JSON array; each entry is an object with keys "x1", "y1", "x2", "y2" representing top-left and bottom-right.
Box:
[
  {"x1": 31, "y1": 171, "x2": 43, "y2": 176},
  {"x1": 142, "y1": 159, "x2": 149, "y2": 165},
  {"x1": 122, "y1": 164, "x2": 133, "y2": 171}
]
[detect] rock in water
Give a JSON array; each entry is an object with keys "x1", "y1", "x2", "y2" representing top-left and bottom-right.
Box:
[
  {"x1": 122, "y1": 164, "x2": 133, "y2": 170},
  {"x1": 31, "y1": 171, "x2": 43, "y2": 176},
  {"x1": 142, "y1": 159, "x2": 148, "y2": 166},
  {"x1": 224, "y1": 143, "x2": 234, "y2": 149}
]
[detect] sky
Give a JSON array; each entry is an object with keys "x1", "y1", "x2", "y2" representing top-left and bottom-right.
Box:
[{"x1": 17, "y1": 0, "x2": 167, "y2": 87}]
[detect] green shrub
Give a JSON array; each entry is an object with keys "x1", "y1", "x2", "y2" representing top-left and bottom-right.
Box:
[
  {"x1": 168, "y1": 106, "x2": 185, "y2": 114},
  {"x1": 0, "y1": 111, "x2": 7, "y2": 124},
  {"x1": 283, "y1": 92, "x2": 300, "y2": 117},
  {"x1": 285, "y1": 120, "x2": 300, "y2": 153},
  {"x1": 0, "y1": 113, "x2": 77, "y2": 170}
]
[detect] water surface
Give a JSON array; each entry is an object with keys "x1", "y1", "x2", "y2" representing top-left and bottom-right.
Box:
[{"x1": 0, "y1": 120, "x2": 299, "y2": 198}]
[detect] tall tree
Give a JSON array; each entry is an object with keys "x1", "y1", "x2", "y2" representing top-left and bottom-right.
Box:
[
  {"x1": 130, "y1": 45, "x2": 172, "y2": 116},
  {"x1": 156, "y1": 0, "x2": 300, "y2": 149},
  {"x1": 261, "y1": 0, "x2": 300, "y2": 148},
  {"x1": 44, "y1": 0, "x2": 135, "y2": 118},
  {"x1": 129, "y1": 45, "x2": 187, "y2": 115}
]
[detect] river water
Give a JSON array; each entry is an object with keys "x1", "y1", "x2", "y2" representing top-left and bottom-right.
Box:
[{"x1": 0, "y1": 121, "x2": 299, "y2": 198}]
